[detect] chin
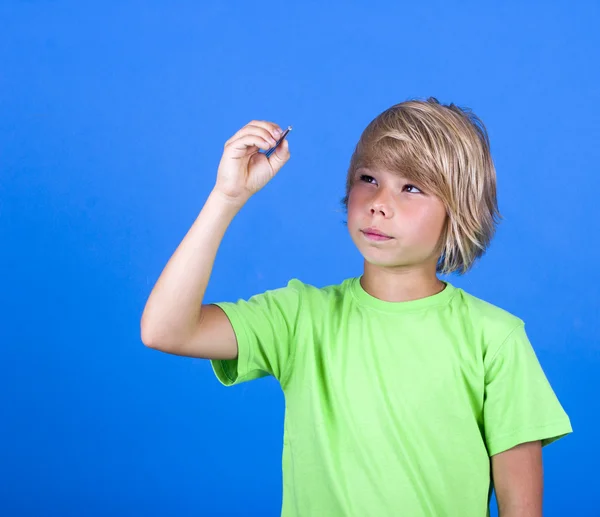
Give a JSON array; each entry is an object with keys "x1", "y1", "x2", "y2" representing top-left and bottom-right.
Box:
[
  {"x1": 365, "y1": 256, "x2": 407, "y2": 268},
  {"x1": 357, "y1": 247, "x2": 401, "y2": 268},
  {"x1": 359, "y1": 244, "x2": 432, "y2": 270}
]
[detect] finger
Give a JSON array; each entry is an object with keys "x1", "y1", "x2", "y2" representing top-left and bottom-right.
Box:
[
  {"x1": 226, "y1": 120, "x2": 282, "y2": 145},
  {"x1": 268, "y1": 137, "x2": 291, "y2": 170},
  {"x1": 232, "y1": 125, "x2": 279, "y2": 149},
  {"x1": 226, "y1": 127, "x2": 277, "y2": 150},
  {"x1": 225, "y1": 134, "x2": 272, "y2": 157},
  {"x1": 245, "y1": 120, "x2": 283, "y2": 141}
]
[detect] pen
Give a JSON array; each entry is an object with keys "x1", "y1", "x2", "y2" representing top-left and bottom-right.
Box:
[{"x1": 265, "y1": 125, "x2": 292, "y2": 158}]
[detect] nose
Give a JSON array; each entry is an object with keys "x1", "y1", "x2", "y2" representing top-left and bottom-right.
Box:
[{"x1": 369, "y1": 190, "x2": 394, "y2": 218}]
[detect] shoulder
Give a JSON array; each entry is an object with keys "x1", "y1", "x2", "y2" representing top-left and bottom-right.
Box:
[
  {"x1": 222, "y1": 277, "x2": 353, "y2": 315},
  {"x1": 450, "y1": 286, "x2": 526, "y2": 359},
  {"x1": 453, "y1": 287, "x2": 524, "y2": 329},
  {"x1": 282, "y1": 277, "x2": 354, "y2": 305}
]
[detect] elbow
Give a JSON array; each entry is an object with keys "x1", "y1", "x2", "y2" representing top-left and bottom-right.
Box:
[
  {"x1": 141, "y1": 327, "x2": 174, "y2": 353},
  {"x1": 140, "y1": 316, "x2": 186, "y2": 354},
  {"x1": 140, "y1": 322, "x2": 160, "y2": 350},
  {"x1": 140, "y1": 314, "x2": 169, "y2": 351}
]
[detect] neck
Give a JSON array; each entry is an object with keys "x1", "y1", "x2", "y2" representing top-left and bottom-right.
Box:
[{"x1": 360, "y1": 261, "x2": 446, "y2": 303}]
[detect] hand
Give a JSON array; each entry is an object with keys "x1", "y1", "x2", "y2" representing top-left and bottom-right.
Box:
[{"x1": 213, "y1": 120, "x2": 291, "y2": 204}]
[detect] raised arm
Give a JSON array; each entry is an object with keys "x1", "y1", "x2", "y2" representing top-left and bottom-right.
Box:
[{"x1": 140, "y1": 120, "x2": 291, "y2": 359}]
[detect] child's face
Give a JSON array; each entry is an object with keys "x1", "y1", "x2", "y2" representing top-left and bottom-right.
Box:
[{"x1": 346, "y1": 167, "x2": 448, "y2": 270}]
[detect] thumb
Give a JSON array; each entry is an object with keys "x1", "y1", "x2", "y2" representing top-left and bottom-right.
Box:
[{"x1": 268, "y1": 138, "x2": 291, "y2": 172}]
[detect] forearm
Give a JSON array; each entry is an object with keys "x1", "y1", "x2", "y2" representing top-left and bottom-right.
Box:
[
  {"x1": 493, "y1": 441, "x2": 543, "y2": 517},
  {"x1": 141, "y1": 189, "x2": 244, "y2": 347},
  {"x1": 498, "y1": 506, "x2": 542, "y2": 517}
]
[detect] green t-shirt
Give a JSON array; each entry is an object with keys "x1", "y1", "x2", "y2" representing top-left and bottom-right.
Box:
[{"x1": 211, "y1": 277, "x2": 572, "y2": 517}]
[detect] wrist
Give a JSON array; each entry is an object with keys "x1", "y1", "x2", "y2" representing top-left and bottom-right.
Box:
[
  {"x1": 205, "y1": 189, "x2": 248, "y2": 223},
  {"x1": 209, "y1": 187, "x2": 250, "y2": 210}
]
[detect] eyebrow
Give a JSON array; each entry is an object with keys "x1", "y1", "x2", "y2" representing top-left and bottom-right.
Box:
[{"x1": 357, "y1": 167, "x2": 416, "y2": 183}]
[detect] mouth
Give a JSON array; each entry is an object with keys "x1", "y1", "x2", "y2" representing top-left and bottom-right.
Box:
[{"x1": 361, "y1": 228, "x2": 394, "y2": 241}]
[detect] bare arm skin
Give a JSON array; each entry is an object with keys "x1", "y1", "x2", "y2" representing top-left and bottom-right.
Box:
[
  {"x1": 140, "y1": 120, "x2": 291, "y2": 359},
  {"x1": 492, "y1": 440, "x2": 543, "y2": 517}
]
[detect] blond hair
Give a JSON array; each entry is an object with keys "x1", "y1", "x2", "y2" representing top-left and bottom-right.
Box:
[{"x1": 342, "y1": 97, "x2": 501, "y2": 275}]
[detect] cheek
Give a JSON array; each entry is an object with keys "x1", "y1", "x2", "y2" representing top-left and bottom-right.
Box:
[
  {"x1": 423, "y1": 207, "x2": 448, "y2": 240},
  {"x1": 408, "y1": 202, "x2": 447, "y2": 239},
  {"x1": 346, "y1": 187, "x2": 365, "y2": 219}
]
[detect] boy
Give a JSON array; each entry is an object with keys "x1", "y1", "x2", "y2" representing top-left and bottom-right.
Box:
[{"x1": 141, "y1": 98, "x2": 572, "y2": 516}]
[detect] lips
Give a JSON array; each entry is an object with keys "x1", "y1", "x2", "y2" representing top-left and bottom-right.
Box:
[{"x1": 361, "y1": 227, "x2": 393, "y2": 240}]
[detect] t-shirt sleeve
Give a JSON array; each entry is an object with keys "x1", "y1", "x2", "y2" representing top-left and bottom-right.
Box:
[
  {"x1": 483, "y1": 323, "x2": 573, "y2": 456},
  {"x1": 209, "y1": 279, "x2": 304, "y2": 387}
]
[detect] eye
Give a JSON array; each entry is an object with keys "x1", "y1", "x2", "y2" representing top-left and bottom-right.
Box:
[
  {"x1": 359, "y1": 174, "x2": 377, "y2": 184},
  {"x1": 404, "y1": 184, "x2": 422, "y2": 194}
]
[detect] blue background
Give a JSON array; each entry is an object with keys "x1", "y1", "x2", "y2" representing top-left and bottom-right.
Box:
[{"x1": 2, "y1": 1, "x2": 598, "y2": 515}]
